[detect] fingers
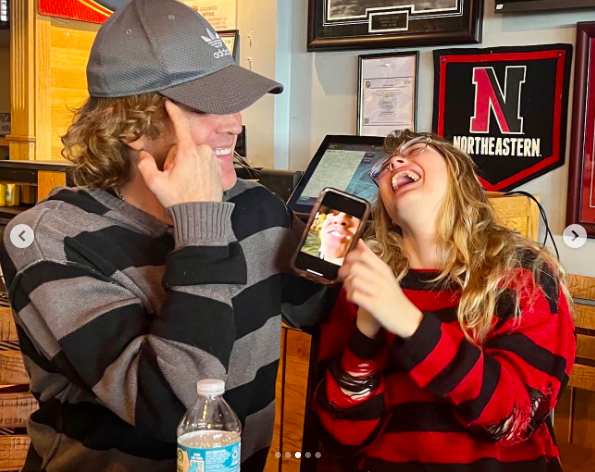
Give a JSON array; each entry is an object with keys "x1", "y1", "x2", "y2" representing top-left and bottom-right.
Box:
[
  {"x1": 165, "y1": 100, "x2": 194, "y2": 150},
  {"x1": 344, "y1": 283, "x2": 373, "y2": 311},
  {"x1": 137, "y1": 151, "x2": 162, "y2": 190}
]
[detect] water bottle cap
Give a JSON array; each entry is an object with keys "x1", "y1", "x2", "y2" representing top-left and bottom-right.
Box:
[{"x1": 197, "y1": 379, "x2": 225, "y2": 396}]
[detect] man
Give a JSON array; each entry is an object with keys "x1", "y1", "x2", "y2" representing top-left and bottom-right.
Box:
[
  {"x1": 318, "y1": 210, "x2": 360, "y2": 265},
  {"x1": 0, "y1": 1, "x2": 329, "y2": 471}
]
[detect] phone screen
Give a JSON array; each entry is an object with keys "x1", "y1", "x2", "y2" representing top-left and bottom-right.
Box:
[{"x1": 294, "y1": 190, "x2": 369, "y2": 282}]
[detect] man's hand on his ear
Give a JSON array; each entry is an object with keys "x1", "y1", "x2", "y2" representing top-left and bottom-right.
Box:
[{"x1": 137, "y1": 100, "x2": 223, "y2": 207}]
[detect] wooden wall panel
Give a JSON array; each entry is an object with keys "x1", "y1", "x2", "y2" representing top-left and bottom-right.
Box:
[
  {"x1": 50, "y1": 88, "x2": 89, "y2": 160},
  {"x1": 50, "y1": 49, "x2": 93, "y2": 90},
  {"x1": 48, "y1": 18, "x2": 98, "y2": 160},
  {"x1": 38, "y1": 171, "x2": 67, "y2": 201}
]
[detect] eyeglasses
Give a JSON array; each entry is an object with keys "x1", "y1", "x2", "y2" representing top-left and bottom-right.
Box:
[{"x1": 369, "y1": 135, "x2": 432, "y2": 185}]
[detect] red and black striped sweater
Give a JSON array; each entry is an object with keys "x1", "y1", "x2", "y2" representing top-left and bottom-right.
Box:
[{"x1": 315, "y1": 260, "x2": 575, "y2": 472}]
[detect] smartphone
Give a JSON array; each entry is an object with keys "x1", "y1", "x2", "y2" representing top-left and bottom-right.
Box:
[{"x1": 292, "y1": 188, "x2": 371, "y2": 284}]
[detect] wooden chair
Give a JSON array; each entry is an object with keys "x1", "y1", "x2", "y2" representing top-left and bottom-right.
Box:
[
  {"x1": 555, "y1": 274, "x2": 595, "y2": 471},
  {"x1": 0, "y1": 305, "x2": 37, "y2": 471}
]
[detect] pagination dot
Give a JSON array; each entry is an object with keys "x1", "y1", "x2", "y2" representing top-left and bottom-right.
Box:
[
  {"x1": 315, "y1": 452, "x2": 322, "y2": 459},
  {"x1": 275, "y1": 452, "x2": 281, "y2": 459},
  {"x1": 305, "y1": 452, "x2": 311, "y2": 458},
  {"x1": 295, "y1": 452, "x2": 301, "y2": 458},
  {"x1": 285, "y1": 452, "x2": 291, "y2": 458}
]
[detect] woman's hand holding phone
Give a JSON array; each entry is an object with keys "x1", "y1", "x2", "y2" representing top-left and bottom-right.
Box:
[
  {"x1": 339, "y1": 240, "x2": 423, "y2": 339},
  {"x1": 292, "y1": 188, "x2": 371, "y2": 284}
]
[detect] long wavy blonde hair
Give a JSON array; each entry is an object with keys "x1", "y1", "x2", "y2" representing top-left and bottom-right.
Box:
[
  {"x1": 62, "y1": 93, "x2": 168, "y2": 189},
  {"x1": 368, "y1": 130, "x2": 571, "y2": 344}
]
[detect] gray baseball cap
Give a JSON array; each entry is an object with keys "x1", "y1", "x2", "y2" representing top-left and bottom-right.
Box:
[{"x1": 87, "y1": 0, "x2": 283, "y2": 115}]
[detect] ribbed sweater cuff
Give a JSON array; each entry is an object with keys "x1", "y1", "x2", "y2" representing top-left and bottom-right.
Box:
[{"x1": 167, "y1": 202, "x2": 235, "y2": 245}]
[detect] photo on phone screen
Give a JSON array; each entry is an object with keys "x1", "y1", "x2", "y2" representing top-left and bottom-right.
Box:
[
  {"x1": 293, "y1": 189, "x2": 370, "y2": 283},
  {"x1": 300, "y1": 207, "x2": 361, "y2": 266}
]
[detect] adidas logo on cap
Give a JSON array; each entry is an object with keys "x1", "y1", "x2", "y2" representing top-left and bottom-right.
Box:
[{"x1": 201, "y1": 28, "x2": 231, "y2": 59}]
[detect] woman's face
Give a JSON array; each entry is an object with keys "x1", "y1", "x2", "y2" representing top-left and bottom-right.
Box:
[
  {"x1": 377, "y1": 142, "x2": 450, "y2": 227},
  {"x1": 320, "y1": 211, "x2": 360, "y2": 260}
]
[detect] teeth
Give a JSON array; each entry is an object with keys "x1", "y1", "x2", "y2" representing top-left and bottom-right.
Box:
[
  {"x1": 391, "y1": 170, "x2": 421, "y2": 191},
  {"x1": 214, "y1": 148, "x2": 232, "y2": 156}
]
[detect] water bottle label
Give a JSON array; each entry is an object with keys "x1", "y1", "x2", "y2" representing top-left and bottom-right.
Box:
[{"x1": 177, "y1": 441, "x2": 241, "y2": 472}]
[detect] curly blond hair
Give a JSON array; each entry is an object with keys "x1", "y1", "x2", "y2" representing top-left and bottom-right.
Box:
[
  {"x1": 367, "y1": 130, "x2": 571, "y2": 344},
  {"x1": 62, "y1": 93, "x2": 168, "y2": 189}
]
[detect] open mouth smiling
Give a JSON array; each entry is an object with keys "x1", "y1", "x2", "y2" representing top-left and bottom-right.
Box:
[{"x1": 391, "y1": 169, "x2": 421, "y2": 192}]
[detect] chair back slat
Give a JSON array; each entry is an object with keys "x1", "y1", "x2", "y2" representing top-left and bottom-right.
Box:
[
  {"x1": 0, "y1": 393, "x2": 37, "y2": 429},
  {"x1": 0, "y1": 308, "x2": 17, "y2": 343},
  {"x1": 577, "y1": 334, "x2": 595, "y2": 361},
  {"x1": 574, "y1": 304, "x2": 595, "y2": 331},
  {"x1": 0, "y1": 435, "x2": 30, "y2": 471},
  {"x1": 568, "y1": 274, "x2": 595, "y2": 301},
  {"x1": 566, "y1": 275, "x2": 595, "y2": 394},
  {"x1": 0, "y1": 351, "x2": 28, "y2": 386},
  {"x1": 567, "y1": 364, "x2": 595, "y2": 392}
]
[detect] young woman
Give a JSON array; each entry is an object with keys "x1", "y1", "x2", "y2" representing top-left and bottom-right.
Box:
[{"x1": 315, "y1": 130, "x2": 575, "y2": 472}]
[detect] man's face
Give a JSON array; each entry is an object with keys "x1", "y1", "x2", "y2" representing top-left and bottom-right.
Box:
[
  {"x1": 320, "y1": 210, "x2": 360, "y2": 260},
  {"x1": 146, "y1": 106, "x2": 243, "y2": 191}
]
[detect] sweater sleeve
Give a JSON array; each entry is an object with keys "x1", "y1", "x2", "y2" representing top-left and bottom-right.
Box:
[
  {"x1": 392, "y1": 266, "x2": 576, "y2": 445},
  {"x1": 1, "y1": 202, "x2": 243, "y2": 443},
  {"x1": 314, "y1": 291, "x2": 390, "y2": 457}
]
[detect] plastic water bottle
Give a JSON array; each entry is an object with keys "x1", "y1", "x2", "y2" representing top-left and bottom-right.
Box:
[{"x1": 177, "y1": 379, "x2": 242, "y2": 472}]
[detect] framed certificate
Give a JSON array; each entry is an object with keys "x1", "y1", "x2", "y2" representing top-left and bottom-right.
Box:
[
  {"x1": 357, "y1": 52, "x2": 418, "y2": 137},
  {"x1": 567, "y1": 22, "x2": 595, "y2": 238}
]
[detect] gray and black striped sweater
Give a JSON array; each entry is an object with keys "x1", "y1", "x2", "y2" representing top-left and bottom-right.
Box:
[{"x1": 0, "y1": 179, "x2": 329, "y2": 472}]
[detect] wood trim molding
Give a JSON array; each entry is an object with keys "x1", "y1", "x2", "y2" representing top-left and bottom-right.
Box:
[
  {"x1": 35, "y1": 8, "x2": 52, "y2": 162},
  {"x1": 5, "y1": 136, "x2": 36, "y2": 143},
  {"x1": 10, "y1": 0, "x2": 37, "y2": 161}
]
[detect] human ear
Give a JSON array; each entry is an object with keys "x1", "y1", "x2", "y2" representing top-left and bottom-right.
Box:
[{"x1": 125, "y1": 136, "x2": 149, "y2": 151}]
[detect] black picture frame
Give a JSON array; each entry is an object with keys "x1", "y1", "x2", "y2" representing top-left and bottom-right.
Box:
[
  {"x1": 308, "y1": 0, "x2": 483, "y2": 52},
  {"x1": 357, "y1": 51, "x2": 419, "y2": 136},
  {"x1": 495, "y1": 0, "x2": 595, "y2": 14},
  {"x1": 218, "y1": 29, "x2": 240, "y2": 62}
]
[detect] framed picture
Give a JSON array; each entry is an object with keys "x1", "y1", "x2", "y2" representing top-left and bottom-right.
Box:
[
  {"x1": 218, "y1": 30, "x2": 239, "y2": 62},
  {"x1": 307, "y1": 0, "x2": 483, "y2": 52},
  {"x1": 567, "y1": 23, "x2": 595, "y2": 238},
  {"x1": 495, "y1": 0, "x2": 595, "y2": 14},
  {"x1": 357, "y1": 52, "x2": 418, "y2": 136}
]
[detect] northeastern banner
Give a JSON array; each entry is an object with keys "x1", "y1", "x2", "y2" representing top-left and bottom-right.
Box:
[{"x1": 432, "y1": 45, "x2": 572, "y2": 192}]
